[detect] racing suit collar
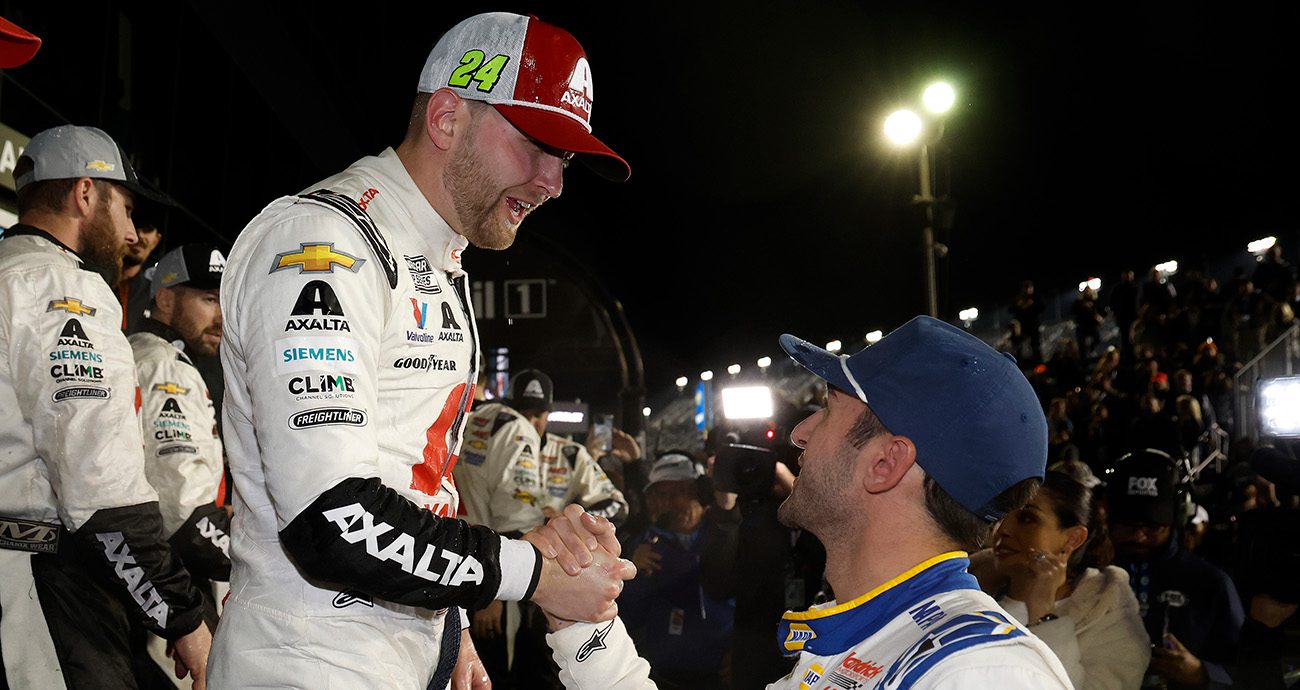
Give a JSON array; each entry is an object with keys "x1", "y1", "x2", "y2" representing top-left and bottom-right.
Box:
[
  {"x1": 373, "y1": 148, "x2": 469, "y2": 277},
  {"x1": 1, "y1": 223, "x2": 84, "y2": 265},
  {"x1": 777, "y1": 551, "x2": 978, "y2": 656},
  {"x1": 136, "y1": 317, "x2": 187, "y2": 354}
]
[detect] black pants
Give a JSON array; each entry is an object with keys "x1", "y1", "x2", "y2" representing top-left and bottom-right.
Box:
[{"x1": 1, "y1": 542, "x2": 161, "y2": 690}]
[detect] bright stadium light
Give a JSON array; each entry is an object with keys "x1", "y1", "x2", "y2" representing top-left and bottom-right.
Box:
[
  {"x1": 1078, "y1": 277, "x2": 1102, "y2": 292},
  {"x1": 1248, "y1": 236, "x2": 1277, "y2": 256},
  {"x1": 720, "y1": 385, "x2": 774, "y2": 420},
  {"x1": 884, "y1": 109, "x2": 923, "y2": 146},
  {"x1": 1258, "y1": 376, "x2": 1300, "y2": 437},
  {"x1": 727, "y1": 363, "x2": 741, "y2": 376},
  {"x1": 1155, "y1": 260, "x2": 1179, "y2": 277},
  {"x1": 675, "y1": 376, "x2": 689, "y2": 388},
  {"x1": 642, "y1": 407, "x2": 652, "y2": 417},
  {"x1": 923, "y1": 82, "x2": 956, "y2": 114},
  {"x1": 826, "y1": 340, "x2": 843, "y2": 353},
  {"x1": 866, "y1": 330, "x2": 884, "y2": 344},
  {"x1": 958, "y1": 307, "x2": 979, "y2": 324},
  {"x1": 700, "y1": 370, "x2": 714, "y2": 382},
  {"x1": 757, "y1": 356, "x2": 772, "y2": 369}
]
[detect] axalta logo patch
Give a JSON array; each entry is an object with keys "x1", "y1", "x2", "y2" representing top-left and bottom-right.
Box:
[
  {"x1": 320, "y1": 503, "x2": 485, "y2": 586},
  {"x1": 270, "y1": 243, "x2": 364, "y2": 274},
  {"x1": 784, "y1": 623, "x2": 815, "y2": 652},
  {"x1": 96, "y1": 531, "x2": 170, "y2": 628}
]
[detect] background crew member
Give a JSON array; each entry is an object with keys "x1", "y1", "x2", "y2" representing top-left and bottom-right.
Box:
[{"x1": 0, "y1": 125, "x2": 211, "y2": 689}]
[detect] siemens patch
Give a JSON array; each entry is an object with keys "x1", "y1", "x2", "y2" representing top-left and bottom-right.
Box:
[{"x1": 275, "y1": 336, "x2": 361, "y2": 374}]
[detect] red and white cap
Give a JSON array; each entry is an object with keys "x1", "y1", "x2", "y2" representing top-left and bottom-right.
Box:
[{"x1": 418, "y1": 12, "x2": 629, "y2": 181}]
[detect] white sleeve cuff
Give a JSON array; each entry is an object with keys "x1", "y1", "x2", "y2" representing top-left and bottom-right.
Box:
[
  {"x1": 459, "y1": 606, "x2": 469, "y2": 629},
  {"x1": 494, "y1": 536, "x2": 539, "y2": 602}
]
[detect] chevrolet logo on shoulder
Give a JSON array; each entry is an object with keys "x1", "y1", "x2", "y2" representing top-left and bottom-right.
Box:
[
  {"x1": 270, "y1": 243, "x2": 365, "y2": 275},
  {"x1": 47, "y1": 298, "x2": 96, "y2": 316},
  {"x1": 85, "y1": 160, "x2": 116, "y2": 172},
  {"x1": 153, "y1": 382, "x2": 189, "y2": 395}
]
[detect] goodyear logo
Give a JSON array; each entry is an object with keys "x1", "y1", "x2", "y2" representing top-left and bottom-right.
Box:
[
  {"x1": 153, "y1": 382, "x2": 189, "y2": 395},
  {"x1": 85, "y1": 160, "x2": 116, "y2": 172},
  {"x1": 799, "y1": 663, "x2": 824, "y2": 690},
  {"x1": 270, "y1": 243, "x2": 365, "y2": 275},
  {"x1": 784, "y1": 623, "x2": 816, "y2": 652},
  {"x1": 47, "y1": 297, "x2": 96, "y2": 316}
]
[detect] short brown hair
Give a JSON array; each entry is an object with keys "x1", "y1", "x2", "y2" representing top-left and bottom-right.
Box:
[{"x1": 14, "y1": 157, "x2": 113, "y2": 215}]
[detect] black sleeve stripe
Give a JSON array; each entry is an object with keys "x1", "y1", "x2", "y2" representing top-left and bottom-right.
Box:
[
  {"x1": 280, "y1": 476, "x2": 506, "y2": 612},
  {"x1": 298, "y1": 189, "x2": 398, "y2": 289}
]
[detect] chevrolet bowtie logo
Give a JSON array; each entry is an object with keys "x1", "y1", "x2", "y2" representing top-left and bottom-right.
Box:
[
  {"x1": 47, "y1": 297, "x2": 96, "y2": 316},
  {"x1": 153, "y1": 382, "x2": 189, "y2": 395},
  {"x1": 85, "y1": 160, "x2": 116, "y2": 172},
  {"x1": 270, "y1": 243, "x2": 365, "y2": 275}
]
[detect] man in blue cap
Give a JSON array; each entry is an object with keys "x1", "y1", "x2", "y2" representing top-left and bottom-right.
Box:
[{"x1": 539, "y1": 316, "x2": 1075, "y2": 689}]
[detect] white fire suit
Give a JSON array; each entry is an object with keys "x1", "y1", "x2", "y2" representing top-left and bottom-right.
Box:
[
  {"x1": 0, "y1": 226, "x2": 205, "y2": 689},
  {"x1": 456, "y1": 404, "x2": 627, "y2": 535},
  {"x1": 129, "y1": 319, "x2": 230, "y2": 581},
  {"x1": 546, "y1": 552, "x2": 1074, "y2": 690},
  {"x1": 208, "y1": 149, "x2": 540, "y2": 689}
]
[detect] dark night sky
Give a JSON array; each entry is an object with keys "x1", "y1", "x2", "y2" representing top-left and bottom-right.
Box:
[{"x1": 5, "y1": 2, "x2": 1299, "y2": 392}]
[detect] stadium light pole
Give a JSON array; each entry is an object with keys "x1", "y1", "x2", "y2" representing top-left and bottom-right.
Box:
[{"x1": 884, "y1": 81, "x2": 956, "y2": 318}]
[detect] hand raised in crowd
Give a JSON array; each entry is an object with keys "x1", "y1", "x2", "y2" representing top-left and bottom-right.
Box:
[
  {"x1": 471, "y1": 599, "x2": 504, "y2": 639},
  {"x1": 1007, "y1": 547, "x2": 1070, "y2": 624},
  {"x1": 631, "y1": 541, "x2": 663, "y2": 577},
  {"x1": 452, "y1": 629, "x2": 492, "y2": 690},
  {"x1": 1149, "y1": 632, "x2": 1206, "y2": 686},
  {"x1": 587, "y1": 428, "x2": 641, "y2": 463},
  {"x1": 167, "y1": 621, "x2": 213, "y2": 690}
]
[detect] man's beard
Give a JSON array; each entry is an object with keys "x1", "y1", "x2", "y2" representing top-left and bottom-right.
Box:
[
  {"x1": 777, "y1": 446, "x2": 857, "y2": 536},
  {"x1": 80, "y1": 199, "x2": 125, "y2": 285},
  {"x1": 443, "y1": 137, "x2": 517, "y2": 250}
]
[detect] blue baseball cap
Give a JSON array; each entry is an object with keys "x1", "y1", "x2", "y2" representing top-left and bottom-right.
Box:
[{"x1": 779, "y1": 315, "x2": 1047, "y2": 522}]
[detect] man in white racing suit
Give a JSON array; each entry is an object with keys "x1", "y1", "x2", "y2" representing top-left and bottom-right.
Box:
[
  {"x1": 540, "y1": 317, "x2": 1076, "y2": 689},
  {"x1": 130, "y1": 244, "x2": 231, "y2": 592},
  {"x1": 208, "y1": 12, "x2": 633, "y2": 689},
  {"x1": 0, "y1": 125, "x2": 211, "y2": 689}
]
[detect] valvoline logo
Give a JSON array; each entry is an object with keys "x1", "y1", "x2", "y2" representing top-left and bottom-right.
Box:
[{"x1": 410, "y1": 298, "x2": 428, "y2": 329}]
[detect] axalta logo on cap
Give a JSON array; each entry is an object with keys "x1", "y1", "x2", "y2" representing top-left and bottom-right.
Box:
[{"x1": 560, "y1": 57, "x2": 593, "y2": 115}]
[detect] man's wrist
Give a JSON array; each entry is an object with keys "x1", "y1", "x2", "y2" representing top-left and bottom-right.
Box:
[{"x1": 496, "y1": 537, "x2": 541, "y2": 601}]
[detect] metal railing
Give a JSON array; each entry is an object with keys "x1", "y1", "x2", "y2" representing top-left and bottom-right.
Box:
[{"x1": 1233, "y1": 322, "x2": 1300, "y2": 443}]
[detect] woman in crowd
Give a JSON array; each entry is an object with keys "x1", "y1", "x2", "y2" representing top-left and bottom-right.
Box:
[{"x1": 971, "y1": 471, "x2": 1150, "y2": 689}]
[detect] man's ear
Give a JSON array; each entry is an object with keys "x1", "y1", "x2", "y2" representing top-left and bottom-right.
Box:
[
  {"x1": 425, "y1": 89, "x2": 463, "y2": 151},
  {"x1": 153, "y1": 286, "x2": 175, "y2": 320},
  {"x1": 68, "y1": 177, "x2": 97, "y2": 217},
  {"x1": 863, "y1": 435, "x2": 918, "y2": 495}
]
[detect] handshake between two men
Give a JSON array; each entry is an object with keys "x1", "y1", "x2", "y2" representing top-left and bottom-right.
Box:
[{"x1": 524, "y1": 503, "x2": 636, "y2": 629}]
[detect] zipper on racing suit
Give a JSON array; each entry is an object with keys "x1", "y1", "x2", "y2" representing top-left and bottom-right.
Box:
[{"x1": 431, "y1": 272, "x2": 479, "y2": 489}]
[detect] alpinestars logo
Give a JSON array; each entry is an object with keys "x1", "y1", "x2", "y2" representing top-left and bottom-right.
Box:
[
  {"x1": 332, "y1": 589, "x2": 374, "y2": 609},
  {"x1": 576, "y1": 619, "x2": 615, "y2": 662},
  {"x1": 321, "y1": 503, "x2": 485, "y2": 586},
  {"x1": 95, "y1": 531, "x2": 170, "y2": 628}
]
